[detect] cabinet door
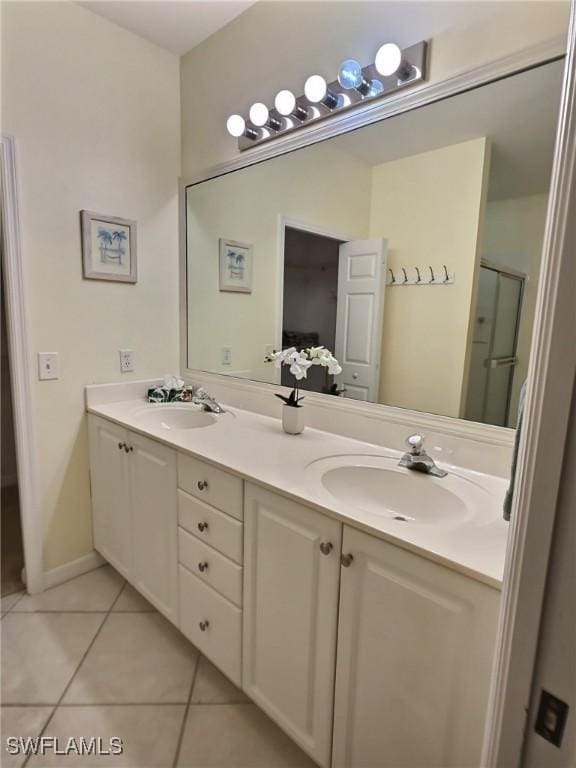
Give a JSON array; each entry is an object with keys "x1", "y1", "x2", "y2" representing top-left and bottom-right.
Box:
[
  {"x1": 243, "y1": 483, "x2": 342, "y2": 768},
  {"x1": 333, "y1": 526, "x2": 500, "y2": 768},
  {"x1": 129, "y1": 430, "x2": 178, "y2": 623},
  {"x1": 88, "y1": 415, "x2": 132, "y2": 579}
]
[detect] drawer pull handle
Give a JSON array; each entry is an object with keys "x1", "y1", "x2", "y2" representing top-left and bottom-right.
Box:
[
  {"x1": 320, "y1": 541, "x2": 333, "y2": 556},
  {"x1": 118, "y1": 442, "x2": 125, "y2": 451},
  {"x1": 341, "y1": 553, "x2": 354, "y2": 568},
  {"x1": 198, "y1": 561, "x2": 209, "y2": 573},
  {"x1": 125, "y1": 444, "x2": 133, "y2": 453},
  {"x1": 197, "y1": 480, "x2": 209, "y2": 491},
  {"x1": 197, "y1": 522, "x2": 209, "y2": 533},
  {"x1": 199, "y1": 620, "x2": 210, "y2": 632}
]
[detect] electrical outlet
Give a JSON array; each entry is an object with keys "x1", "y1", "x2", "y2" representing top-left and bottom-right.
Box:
[
  {"x1": 38, "y1": 352, "x2": 59, "y2": 381},
  {"x1": 222, "y1": 346, "x2": 232, "y2": 366},
  {"x1": 119, "y1": 349, "x2": 135, "y2": 373}
]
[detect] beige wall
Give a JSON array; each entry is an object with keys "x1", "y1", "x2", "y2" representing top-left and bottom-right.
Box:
[
  {"x1": 481, "y1": 194, "x2": 549, "y2": 422},
  {"x1": 180, "y1": 1, "x2": 570, "y2": 177},
  {"x1": 2, "y1": 2, "x2": 180, "y2": 571},
  {"x1": 369, "y1": 138, "x2": 490, "y2": 417},
  {"x1": 187, "y1": 143, "x2": 370, "y2": 381}
]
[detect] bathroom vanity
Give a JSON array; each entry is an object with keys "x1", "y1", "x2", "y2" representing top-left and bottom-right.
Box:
[{"x1": 87, "y1": 389, "x2": 506, "y2": 768}]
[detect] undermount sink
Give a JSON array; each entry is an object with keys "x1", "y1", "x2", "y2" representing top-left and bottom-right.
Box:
[
  {"x1": 133, "y1": 404, "x2": 217, "y2": 431},
  {"x1": 306, "y1": 455, "x2": 498, "y2": 527}
]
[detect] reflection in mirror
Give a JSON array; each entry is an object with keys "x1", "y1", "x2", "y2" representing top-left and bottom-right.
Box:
[{"x1": 186, "y1": 60, "x2": 563, "y2": 428}]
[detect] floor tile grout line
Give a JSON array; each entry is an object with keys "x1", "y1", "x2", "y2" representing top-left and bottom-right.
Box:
[
  {"x1": 2, "y1": 700, "x2": 252, "y2": 708},
  {"x1": 172, "y1": 653, "x2": 202, "y2": 768},
  {"x1": 21, "y1": 579, "x2": 127, "y2": 768}
]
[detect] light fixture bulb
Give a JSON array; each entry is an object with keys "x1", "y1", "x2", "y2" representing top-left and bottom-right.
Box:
[
  {"x1": 304, "y1": 75, "x2": 328, "y2": 104},
  {"x1": 375, "y1": 43, "x2": 402, "y2": 76},
  {"x1": 338, "y1": 59, "x2": 364, "y2": 90},
  {"x1": 249, "y1": 102, "x2": 269, "y2": 127},
  {"x1": 274, "y1": 90, "x2": 296, "y2": 116},
  {"x1": 226, "y1": 114, "x2": 246, "y2": 137},
  {"x1": 367, "y1": 79, "x2": 384, "y2": 98}
]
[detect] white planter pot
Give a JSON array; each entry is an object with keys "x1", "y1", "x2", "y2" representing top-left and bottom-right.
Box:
[{"x1": 282, "y1": 405, "x2": 305, "y2": 435}]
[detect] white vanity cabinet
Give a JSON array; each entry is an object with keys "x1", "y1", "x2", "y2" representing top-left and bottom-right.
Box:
[
  {"x1": 332, "y1": 525, "x2": 500, "y2": 768},
  {"x1": 88, "y1": 415, "x2": 178, "y2": 623},
  {"x1": 243, "y1": 483, "x2": 342, "y2": 768},
  {"x1": 88, "y1": 416, "x2": 133, "y2": 580}
]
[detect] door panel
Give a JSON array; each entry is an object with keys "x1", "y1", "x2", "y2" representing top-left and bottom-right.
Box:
[
  {"x1": 88, "y1": 416, "x2": 132, "y2": 579},
  {"x1": 130, "y1": 431, "x2": 178, "y2": 622},
  {"x1": 243, "y1": 484, "x2": 342, "y2": 768},
  {"x1": 333, "y1": 526, "x2": 500, "y2": 768},
  {"x1": 335, "y1": 239, "x2": 387, "y2": 402}
]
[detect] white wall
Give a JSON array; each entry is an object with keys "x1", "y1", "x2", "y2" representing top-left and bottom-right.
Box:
[
  {"x1": 187, "y1": 142, "x2": 371, "y2": 382},
  {"x1": 180, "y1": 1, "x2": 570, "y2": 177},
  {"x1": 369, "y1": 138, "x2": 490, "y2": 417},
  {"x1": 523, "y1": 386, "x2": 576, "y2": 767},
  {"x1": 2, "y1": 1, "x2": 180, "y2": 571},
  {"x1": 481, "y1": 194, "x2": 549, "y2": 422}
]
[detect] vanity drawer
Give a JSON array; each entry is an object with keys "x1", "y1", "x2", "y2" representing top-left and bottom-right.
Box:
[
  {"x1": 179, "y1": 565, "x2": 242, "y2": 686},
  {"x1": 178, "y1": 490, "x2": 243, "y2": 564},
  {"x1": 179, "y1": 527, "x2": 242, "y2": 606},
  {"x1": 178, "y1": 454, "x2": 243, "y2": 520}
]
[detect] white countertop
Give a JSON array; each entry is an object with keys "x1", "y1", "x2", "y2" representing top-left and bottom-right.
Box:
[{"x1": 87, "y1": 398, "x2": 509, "y2": 589}]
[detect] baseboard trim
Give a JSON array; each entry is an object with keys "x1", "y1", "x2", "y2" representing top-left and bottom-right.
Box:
[{"x1": 42, "y1": 550, "x2": 106, "y2": 590}]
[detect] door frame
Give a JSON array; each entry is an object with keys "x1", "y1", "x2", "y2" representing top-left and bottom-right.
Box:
[
  {"x1": 0, "y1": 134, "x2": 43, "y2": 594},
  {"x1": 483, "y1": 4, "x2": 576, "y2": 763}
]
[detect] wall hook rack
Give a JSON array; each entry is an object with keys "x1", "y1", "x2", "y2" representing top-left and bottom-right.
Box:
[{"x1": 386, "y1": 265, "x2": 455, "y2": 286}]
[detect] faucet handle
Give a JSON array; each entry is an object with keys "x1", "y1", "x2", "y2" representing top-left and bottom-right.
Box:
[{"x1": 406, "y1": 434, "x2": 425, "y2": 455}]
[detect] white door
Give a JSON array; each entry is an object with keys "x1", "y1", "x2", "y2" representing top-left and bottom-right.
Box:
[
  {"x1": 334, "y1": 239, "x2": 387, "y2": 401},
  {"x1": 88, "y1": 415, "x2": 132, "y2": 579},
  {"x1": 243, "y1": 484, "x2": 342, "y2": 768},
  {"x1": 333, "y1": 526, "x2": 500, "y2": 768},
  {"x1": 129, "y1": 430, "x2": 178, "y2": 623}
]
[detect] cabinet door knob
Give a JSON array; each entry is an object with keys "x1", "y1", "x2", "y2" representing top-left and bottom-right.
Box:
[
  {"x1": 197, "y1": 480, "x2": 208, "y2": 491},
  {"x1": 197, "y1": 521, "x2": 209, "y2": 533},
  {"x1": 118, "y1": 442, "x2": 125, "y2": 450},
  {"x1": 199, "y1": 620, "x2": 210, "y2": 632},
  {"x1": 340, "y1": 553, "x2": 354, "y2": 567},
  {"x1": 198, "y1": 561, "x2": 209, "y2": 573},
  {"x1": 320, "y1": 541, "x2": 333, "y2": 555},
  {"x1": 124, "y1": 444, "x2": 133, "y2": 453}
]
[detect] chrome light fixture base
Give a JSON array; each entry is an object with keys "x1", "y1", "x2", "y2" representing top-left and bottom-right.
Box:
[{"x1": 237, "y1": 41, "x2": 428, "y2": 151}]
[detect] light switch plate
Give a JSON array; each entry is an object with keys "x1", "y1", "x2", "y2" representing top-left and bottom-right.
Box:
[
  {"x1": 38, "y1": 352, "x2": 59, "y2": 381},
  {"x1": 222, "y1": 346, "x2": 232, "y2": 366},
  {"x1": 119, "y1": 349, "x2": 135, "y2": 373}
]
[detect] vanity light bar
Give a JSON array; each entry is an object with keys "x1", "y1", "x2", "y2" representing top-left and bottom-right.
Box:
[{"x1": 227, "y1": 41, "x2": 428, "y2": 151}]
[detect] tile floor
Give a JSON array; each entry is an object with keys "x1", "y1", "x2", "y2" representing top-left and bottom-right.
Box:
[{"x1": 1, "y1": 566, "x2": 315, "y2": 768}]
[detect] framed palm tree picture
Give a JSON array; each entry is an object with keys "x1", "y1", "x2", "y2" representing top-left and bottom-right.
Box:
[
  {"x1": 219, "y1": 239, "x2": 253, "y2": 293},
  {"x1": 81, "y1": 210, "x2": 137, "y2": 283}
]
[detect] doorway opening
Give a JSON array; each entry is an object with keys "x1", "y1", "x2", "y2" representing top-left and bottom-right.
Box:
[
  {"x1": 282, "y1": 226, "x2": 344, "y2": 394},
  {"x1": 1, "y1": 258, "x2": 24, "y2": 596}
]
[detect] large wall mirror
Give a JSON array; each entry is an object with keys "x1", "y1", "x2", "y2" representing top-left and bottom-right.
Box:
[{"x1": 185, "y1": 59, "x2": 563, "y2": 428}]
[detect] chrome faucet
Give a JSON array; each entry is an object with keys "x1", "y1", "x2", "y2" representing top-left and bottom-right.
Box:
[
  {"x1": 192, "y1": 387, "x2": 225, "y2": 414},
  {"x1": 398, "y1": 434, "x2": 447, "y2": 478}
]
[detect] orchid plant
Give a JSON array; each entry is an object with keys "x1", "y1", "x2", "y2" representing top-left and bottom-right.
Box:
[{"x1": 265, "y1": 346, "x2": 343, "y2": 407}]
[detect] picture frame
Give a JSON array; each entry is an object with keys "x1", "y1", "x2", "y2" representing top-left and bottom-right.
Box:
[
  {"x1": 80, "y1": 210, "x2": 137, "y2": 283},
  {"x1": 219, "y1": 238, "x2": 253, "y2": 293}
]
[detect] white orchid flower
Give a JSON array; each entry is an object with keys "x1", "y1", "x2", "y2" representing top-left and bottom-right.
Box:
[{"x1": 264, "y1": 345, "x2": 341, "y2": 382}]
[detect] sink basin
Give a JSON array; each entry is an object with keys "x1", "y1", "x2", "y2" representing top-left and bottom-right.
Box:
[
  {"x1": 306, "y1": 455, "x2": 498, "y2": 527},
  {"x1": 133, "y1": 405, "x2": 216, "y2": 431}
]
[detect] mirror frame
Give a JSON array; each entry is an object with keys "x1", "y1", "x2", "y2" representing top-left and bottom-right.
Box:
[{"x1": 180, "y1": 35, "x2": 566, "y2": 446}]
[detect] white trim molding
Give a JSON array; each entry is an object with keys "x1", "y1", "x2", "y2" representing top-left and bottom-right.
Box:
[
  {"x1": 483, "y1": 4, "x2": 576, "y2": 765},
  {"x1": 43, "y1": 550, "x2": 105, "y2": 591},
  {"x1": 1, "y1": 134, "x2": 44, "y2": 594}
]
